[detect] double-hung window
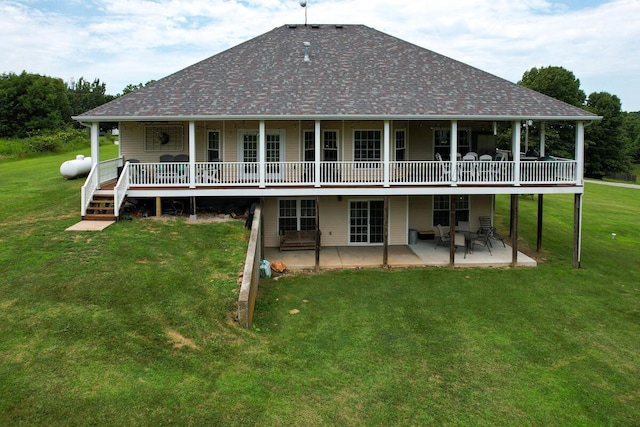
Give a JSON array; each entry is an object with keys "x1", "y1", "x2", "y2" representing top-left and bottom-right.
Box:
[
  {"x1": 354, "y1": 130, "x2": 381, "y2": 167},
  {"x1": 395, "y1": 129, "x2": 406, "y2": 161},
  {"x1": 207, "y1": 130, "x2": 220, "y2": 161},
  {"x1": 432, "y1": 195, "x2": 469, "y2": 227},
  {"x1": 279, "y1": 199, "x2": 316, "y2": 233}
]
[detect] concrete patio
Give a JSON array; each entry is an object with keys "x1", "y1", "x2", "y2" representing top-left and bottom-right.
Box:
[{"x1": 263, "y1": 239, "x2": 537, "y2": 271}]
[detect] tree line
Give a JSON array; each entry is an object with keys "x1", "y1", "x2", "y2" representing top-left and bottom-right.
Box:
[{"x1": 0, "y1": 69, "x2": 638, "y2": 177}]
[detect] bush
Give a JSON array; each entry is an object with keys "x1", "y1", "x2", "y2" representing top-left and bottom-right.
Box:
[{"x1": 0, "y1": 128, "x2": 96, "y2": 160}]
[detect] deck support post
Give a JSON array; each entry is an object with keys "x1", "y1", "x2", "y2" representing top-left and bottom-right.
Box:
[
  {"x1": 575, "y1": 121, "x2": 585, "y2": 185},
  {"x1": 315, "y1": 196, "x2": 320, "y2": 272},
  {"x1": 512, "y1": 121, "x2": 521, "y2": 186},
  {"x1": 573, "y1": 193, "x2": 582, "y2": 268},
  {"x1": 90, "y1": 122, "x2": 100, "y2": 168},
  {"x1": 450, "y1": 120, "x2": 458, "y2": 186},
  {"x1": 511, "y1": 194, "x2": 519, "y2": 267},
  {"x1": 155, "y1": 197, "x2": 162, "y2": 217},
  {"x1": 383, "y1": 196, "x2": 389, "y2": 268},
  {"x1": 188, "y1": 121, "x2": 196, "y2": 188},
  {"x1": 314, "y1": 120, "x2": 321, "y2": 187},
  {"x1": 539, "y1": 122, "x2": 546, "y2": 157},
  {"x1": 259, "y1": 120, "x2": 266, "y2": 188},
  {"x1": 449, "y1": 195, "x2": 456, "y2": 267},
  {"x1": 383, "y1": 121, "x2": 390, "y2": 187},
  {"x1": 537, "y1": 194, "x2": 544, "y2": 252}
]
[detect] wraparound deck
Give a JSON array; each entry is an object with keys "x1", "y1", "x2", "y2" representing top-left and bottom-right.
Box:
[
  {"x1": 125, "y1": 159, "x2": 577, "y2": 187},
  {"x1": 82, "y1": 157, "x2": 580, "y2": 217}
]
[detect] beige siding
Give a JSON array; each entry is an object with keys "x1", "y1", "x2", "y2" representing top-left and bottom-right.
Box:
[
  {"x1": 405, "y1": 121, "x2": 433, "y2": 160},
  {"x1": 408, "y1": 196, "x2": 434, "y2": 232},
  {"x1": 388, "y1": 196, "x2": 408, "y2": 245},
  {"x1": 468, "y1": 194, "x2": 493, "y2": 231},
  {"x1": 262, "y1": 198, "x2": 280, "y2": 248}
]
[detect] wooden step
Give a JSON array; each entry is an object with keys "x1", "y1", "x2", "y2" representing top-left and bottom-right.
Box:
[
  {"x1": 83, "y1": 193, "x2": 117, "y2": 221},
  {"x1": 83, "y1": 213, "x2": 117, "y2": 221}
]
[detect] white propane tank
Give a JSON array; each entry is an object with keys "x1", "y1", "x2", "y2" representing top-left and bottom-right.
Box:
[{"x1": 60, "y1": 155, "x2": 92, "y2": 179}]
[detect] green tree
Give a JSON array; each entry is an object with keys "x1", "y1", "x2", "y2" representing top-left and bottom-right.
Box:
[
  {"x1": 620, "y1": 111, "x2": 640, "y2": 163},
  {"x1": 519, "y1": 66, "x2": 586, "y2": 107},
  {"x1": 67, "y1": 77, "x2": 115, "y2": 118},
  {"x1": 119, "y1": 80, "x2": 156, "y2": 96},
  {"x1": 584, "y1": 92, "x2": 632, "y2": 178},
  {"x1": 519, "y1": 66, "x2": 587, "y2": 159},
  {"x1": 0, "y1": 71, "x2": 72, "y2": 137}
]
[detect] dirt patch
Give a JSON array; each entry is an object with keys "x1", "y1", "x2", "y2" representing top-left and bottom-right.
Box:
[
  {"x1": 166, "y1": 329, "x2": 199, "y2": 350},
  {"x1": 145, "y1": 213, "x2": 245, "y2": 224}
]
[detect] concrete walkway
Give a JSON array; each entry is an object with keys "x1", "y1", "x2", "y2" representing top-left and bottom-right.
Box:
[{"x1": 264, "y1": 240, "x2": 536, "y2": 271}]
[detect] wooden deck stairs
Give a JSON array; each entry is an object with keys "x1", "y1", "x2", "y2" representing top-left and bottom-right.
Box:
[{"x1": 83, "y1": 181, "x2": 119, "y2": 221}]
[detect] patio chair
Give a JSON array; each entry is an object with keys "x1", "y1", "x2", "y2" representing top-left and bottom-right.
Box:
[
  {"x1": 434, "y1": 224, "x2": 450, "y2": 248},
  {"x1": 435, "y1": 153, "x2": 450, "y2": 182},
  {"x1": 477, "y1": 216, "x2": 506, "y2": 247},
  {"x1": 435, "y1": 224, "x2": 465, "y2": 254},
  {"x1": 174, "y1": 154, "x2": 189, "y2": 162},
  {"x1": 471, "y1": 231, "x2": 492, "y2": 255}
]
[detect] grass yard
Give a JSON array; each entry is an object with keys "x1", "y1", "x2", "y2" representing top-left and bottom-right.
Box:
[{"x1": 1, "y1": 149, "x2": 639, "y2": 425}]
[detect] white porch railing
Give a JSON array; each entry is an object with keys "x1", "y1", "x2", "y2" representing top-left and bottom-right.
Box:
[
  {"x1": 520, "y1": 159, "x2": 576, "y2": 184},
  {"x1": 456, "y1": 161, "x2": 515, "y2": 184},
  {"x1": 80, "y1": 157, "x2": 123, "y2": 216},
  {"x1": 120, "y1": 160, "x2": 578, "y2": 188}
]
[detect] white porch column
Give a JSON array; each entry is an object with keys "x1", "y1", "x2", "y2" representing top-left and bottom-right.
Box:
[
  {"x1": 314, "y1": 120, "x2": 321, "y2": 187},
  {"x1": 383, "y1": 120, "x2": 390, "y2": 187},
  {"x1": 450, "y1": 120, "x2": 458, "y2": 186},
  {"x1": 90, "y1": 122, "x2": 100, "y2": 167},
  {"x1": 512, "y1": 121, "x2": 521, "y2": 186},
  {"x1": 259, "y1": 120, "x2": 266, "y2": 188},
  {"x1": 539, "y1": 121, "x2": 546, "y2": 157},
  {"x1": 575, "y1": 121, "x2": 585, "y2": 185},
  {"x1": 188, "y1": 121, "x2": 196, "y2": 188}
]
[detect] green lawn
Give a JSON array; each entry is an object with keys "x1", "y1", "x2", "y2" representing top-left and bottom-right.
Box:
[{"x1": 1, "y1": 150, "x2": 639, "y2": 426}]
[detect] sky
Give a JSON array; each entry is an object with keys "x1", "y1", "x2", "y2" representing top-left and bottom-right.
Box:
[{"x1": 1, "y1": 0, "x2": 639, "y2": 111}]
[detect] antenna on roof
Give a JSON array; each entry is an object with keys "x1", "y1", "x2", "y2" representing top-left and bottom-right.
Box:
[{"x1": 300, "y1": 0, "x2": 308, "y2": 26}]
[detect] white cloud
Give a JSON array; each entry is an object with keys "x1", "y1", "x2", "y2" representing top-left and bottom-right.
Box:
[{"x1": 1, "y1": 0, "x2": 639, "y2": 110}]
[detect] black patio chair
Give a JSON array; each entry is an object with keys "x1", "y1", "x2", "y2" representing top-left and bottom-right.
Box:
[{"x1": 477, "y1": 216, "x2": 506, "y2": 247}]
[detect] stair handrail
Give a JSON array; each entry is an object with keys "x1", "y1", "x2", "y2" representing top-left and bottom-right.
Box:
[
  {"x1": 81, "y1": 164, "x2": 100, "y2": 217},
  {"x1": 113, "y1": 162, "x2": 130, "y2": 218}
]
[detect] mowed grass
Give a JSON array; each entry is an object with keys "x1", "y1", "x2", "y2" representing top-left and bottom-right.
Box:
[{"x1": 1, "y1": 148, "x2": 639, "y2": 425}]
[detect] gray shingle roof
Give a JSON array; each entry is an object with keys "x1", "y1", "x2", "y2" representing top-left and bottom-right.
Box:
[{"x1": 75, "y1": 24, "x2": 598, "y2": 121}]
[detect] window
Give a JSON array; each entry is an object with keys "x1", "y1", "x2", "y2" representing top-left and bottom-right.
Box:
[
  {"x1": 323, "y1": 130, "x2": 338, "y2": 161},
  {"x1": 303, "y1": 130, "x2": 315, "y2": 162},
  {"x1": 433, "y1": 128, "x2": 470, "y2": 160},
  {"x1": 354, "y1": 130, "x2": 381, "y2": 164},
  {"x1": 207, "y1": 130, "x2": 220, "y2": 161},
  {"x1": 279, "y1": 199, "x2": 316, "y2": 232},
  {"x1": 432, "y1": 195, "x2": 469, "y2": 227},
  {"x1": 144, "y1": 125, "x2": 183, "y2": 151},
  {"x1": 395, "y1": 129, "x2": 406, "y2": 161}
]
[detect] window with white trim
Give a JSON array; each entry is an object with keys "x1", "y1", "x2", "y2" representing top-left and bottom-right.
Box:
[
  {"x1": 432, "y1": 195, "x2": 469, "y2": 227},
  {"x1": 395, "y1": 129, "x2": 406, "y2": 161},
  {"x1": 207, "y1": 130, "x2": 220, "y2": 161},
  {"x1": 354, "y1": 130, "x2": 381, "y2": 165},
  {"x1": 279, "y1": 199, "x2": 316, "y2": 233}
]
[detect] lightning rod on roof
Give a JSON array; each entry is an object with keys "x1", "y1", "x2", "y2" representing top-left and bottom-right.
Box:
[{"x1": 300, "y1": 0, "x2": 307, "y2": 26}]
